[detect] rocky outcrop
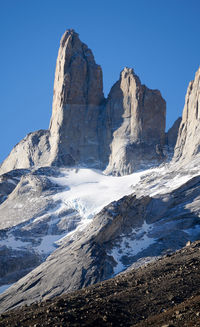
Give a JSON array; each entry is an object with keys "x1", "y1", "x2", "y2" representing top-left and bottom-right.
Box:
[
  {"x1": 48, "y1": 29, "x2": 106, "y2": 168},
  {"x1": 48, "y1": 31, "x2": 166, "y2": 173},
  {"x1": 105, "y1": 68, "x2": 166, "y2": 175},
  {"x1": 0, "y1": 167, "x2": 83, "y2": 287},
  {"x1": 0, "y1": 130, "x2": 50, "y2": 175},
  {"x1": 174, "y1": 67, "x2": 200, "y2": 163},
  {"x1": 1, "y1": 241, "x2": 200, "y2": 327},
  {"x1": 0, "y1": 29, "x2": 166, "y2": 176},
  {"x1": 0, "y1": 169, "x2": 29, "y2": 204},
  {"x1": 166, "y1": 117, "x2": 182, "y2": 148}
]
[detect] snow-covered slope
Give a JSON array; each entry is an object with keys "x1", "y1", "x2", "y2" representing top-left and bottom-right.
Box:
[
  {"x1": 0, "y1": 166, "x2": 152, "y2": 291},
  {"x1": 1, "y1": 159, "x2": 200, "y2": 311},
  {"x1": 1, "y1": 156, "x2": 200, "y2": 310}
]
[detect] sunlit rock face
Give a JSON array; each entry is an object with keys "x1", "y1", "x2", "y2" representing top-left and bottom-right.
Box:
[
  {"x1": 105, "y1": 67, "x2": 166, "y2": 175},
  {"x1": 49, "y1": 29, "x2": 106, "y2": 168},
  {"x1": 174, "y1": 67, "x2": 200, "y2": 164},
  {"x1": 48, "y1": 31, "x2": 166, "y2": 174},
  {"x1": 0, "y1": 130, "x2": 50, "y2": 175},
  {"x1": 0, "y1": 29, "x2": 166, "y2": 175}
]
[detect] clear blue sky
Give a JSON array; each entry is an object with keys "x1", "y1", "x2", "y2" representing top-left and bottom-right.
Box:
[{"x1": 0, "y1": 0, "x2": 199, "y2": 163}]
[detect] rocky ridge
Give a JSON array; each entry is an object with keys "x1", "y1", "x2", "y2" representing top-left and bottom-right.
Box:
[
  {"x1": 0, "y1": 29, "x2": 166, "y2": 176},
  {"x1": 1, "y1": 159, "x2": 200, "y2": 312},
  {"x1": 105, "y1": 67, "x2": 166, "y2": 175},
  {"x1": 0, "y1": 240, "x2": 200, "y2": 327},
  {"x1": 174, "y1": 67, "x2": 200, "y2": 163}
]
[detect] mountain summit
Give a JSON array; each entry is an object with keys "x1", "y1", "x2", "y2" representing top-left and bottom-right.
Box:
[
  {"x1": 0, "y1": 29, "x2": 166, "y2": 175},
  {"x1": 0, "y1": 30, "x2": 200, "y2": 321},
  {"x1": 173, "y1": 67, "x2": 200, "y2": 164}
]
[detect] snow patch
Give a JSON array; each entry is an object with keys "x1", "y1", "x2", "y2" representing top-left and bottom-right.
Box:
[
  {"x1": 49, "y1": 168, "x2": 149, "y2": 220},
  {"x1": 110, "y1": 221, "x2": 156, "y2": 275},
  {"x1": 150, "y1": 174, "x2": 196, "y2": 196},
  {"x1": 0, "y1": 235, "x2": 30, "y2": 249},
  {"x1": 35, "y1": 234, "x2": 66, "y2": 255}
]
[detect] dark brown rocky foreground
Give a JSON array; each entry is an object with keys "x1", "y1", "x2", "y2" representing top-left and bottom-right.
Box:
[{"x1": 1, "y1": 241, "x2": 200, "y2": 327}]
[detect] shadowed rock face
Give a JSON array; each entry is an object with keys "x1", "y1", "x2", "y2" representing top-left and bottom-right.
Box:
[
  {"x1": 166, "y1": 116, "x2": 182, "y2": 148},
  {"x1": 174, "y1": 67, "x2": 200, "y2": 163},
  {"x1": 0, "y1": 29, "x2": 166, "y2": 175}
]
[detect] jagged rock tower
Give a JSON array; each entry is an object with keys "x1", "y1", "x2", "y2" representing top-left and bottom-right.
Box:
[
  {"x1": 105, "y1": 67, "x2": 166, "y2": 174},
  {"x1": 49, "y1": 29, "x2": 105, "y2": 168},
  {"x1": 0, "y1": 29, "x2": 166, "y2": 175},
  {"x1": 174, "y1": 67, "x2": 200, "y2": 163}
]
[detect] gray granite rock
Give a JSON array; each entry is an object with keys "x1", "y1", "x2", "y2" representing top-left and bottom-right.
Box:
[
  {"x1": 105, "y1": 67, "x2": 166, "y2": 175},
  {"x1": 174, "y1": 67, "x2": 200, "y2": 163},
  {"x1": 166, "y1": 117, "x2": 182, "y2": 148},
  {"x1": 1, "y1": 166, "x2": 200, "y2": 312},
  {"x1": 48, "y1": 29, "x2": 105, "y2": 168},
  {"x1": 0, "y1": 167, "x2": 82, "y2": 287},
  {"x1": 0, "y1": 130, "x2": 50, "y2": 175},
  {"x1": 0, "y1": 30, "x2": 166, "y2": 176}
]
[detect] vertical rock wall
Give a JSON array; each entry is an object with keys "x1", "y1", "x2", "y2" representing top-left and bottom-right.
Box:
[
  {"x1": 49, "y1": 29, "x2": 105, "y2": 167},
  {"x1": 0, "y1": 29, "x2": 167, "y2": 175},
  {"x1": 173, "y1": 67, "x2": 200, "y2": 163},
  {"x1": 105, "y1": 68, "x2": 166, "y2": 175}
]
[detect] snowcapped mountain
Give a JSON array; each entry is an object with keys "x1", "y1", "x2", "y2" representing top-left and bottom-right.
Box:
[{"x1": 0, "y1": 29, "x2": 200, "y2": 314}]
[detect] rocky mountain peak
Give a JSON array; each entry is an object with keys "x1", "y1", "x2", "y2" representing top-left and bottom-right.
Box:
[
  {"x1": 105, "y1": 66, "x2": 166, "y2": 175},
  {"x1": 173, "y1": 66, "x2": 200, "y2": 163},
  {"x1": 0, "y1": 29, "x2": 166, "y2": 175},
  {"x1": 51, "y1": 28, "x2": 104, "y2": 111},
  {"x1": 120, "y1": 67, "x2": 141, "y2": 86},
  {"x1": 48, "y1": 29, "x2": 105, "y2": 167}
]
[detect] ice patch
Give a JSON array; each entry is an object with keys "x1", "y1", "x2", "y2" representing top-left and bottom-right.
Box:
[
  {"x1": 0, "y1": 235, "x2": 30, "y2": 249},
  {"x1": 49, "y1": 168, "x2": 150, "y2": 220},
  {"x1": 0, "y1": 232, "x2": 65, "y2": 257},
  {"x1": 7, "y1": 179, "x2": 17, "y2": 185},
  {"x1": 35, "y1": 234, "x2": 66, "y2": 255}
]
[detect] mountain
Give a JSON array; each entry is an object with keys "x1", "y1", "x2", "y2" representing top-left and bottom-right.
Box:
[
  {"x1": 1, "y1": 157, "x2": 200, "y2": 311},
  {"x1": 173, "y1": 67, "x2": 200, "y2": 163},
  {"x1": 0, "y1": 29, "x2": 200, "y2": 323},
  {"x1": 0, "y1": 29, "x2": 166, "y2": 176},
  {"x1": 105, "y1": 67, "x2": 166, "y2": 175}
]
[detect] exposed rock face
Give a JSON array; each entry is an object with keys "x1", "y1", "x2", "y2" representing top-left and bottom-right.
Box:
[
  {"x1": 0, "y1": 130, "x2": 50, "y2": 175},
  {"x1": 49, "y1": 29, "x2": 106, "y2": 168},
  {"x1": 0, "y1": 169, "x2": 29, "y2": 204},
  {"x1": 0, "y1": 167, "x2": 82, "y2": 287},
  {"x1": 1, "y1": 241, "x2": 200, "y2": 327},
  {"x1": 0, "y1": 29, "x2": 166, "y2": 176},
  {"x1": 105, "y1": 68, "x2": 166, "y2": 175},
  {"x1": 166, "y1": 117, "x2": 182, "y2": 148},
  {"x1": 1, "y1": 165, "x2": 200, "y2": 311},
  {"x1": 174, "y1": 67, "x2": 200, "y2": 163}
]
